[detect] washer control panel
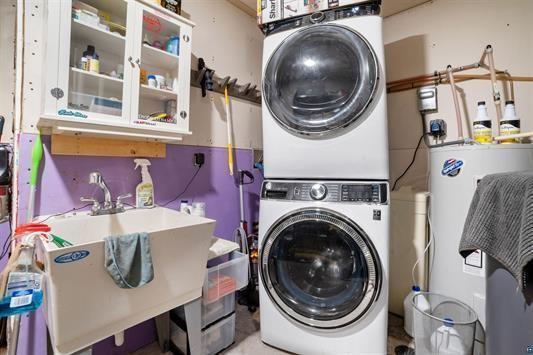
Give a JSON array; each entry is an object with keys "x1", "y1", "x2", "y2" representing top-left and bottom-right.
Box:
[{"x1": 262, "y1": 181, "x2": 388, "y2": 204}]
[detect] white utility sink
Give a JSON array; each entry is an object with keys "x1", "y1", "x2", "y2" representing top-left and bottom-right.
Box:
[{"x1": 38, "y1": 207, "x2": 215, "y2": 354}]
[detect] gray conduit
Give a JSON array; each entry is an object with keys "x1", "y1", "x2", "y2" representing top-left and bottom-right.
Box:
[{"x1": 421, "y1": 113, "x2": 477, "y2": 148}]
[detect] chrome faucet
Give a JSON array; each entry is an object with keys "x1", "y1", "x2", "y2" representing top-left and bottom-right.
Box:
[
  {"x1": 89, "y1": 172, "x2": 112, "y2": 209},
  {"x1": 81, "y1": 171, "x2": 132, "y2": 216}
]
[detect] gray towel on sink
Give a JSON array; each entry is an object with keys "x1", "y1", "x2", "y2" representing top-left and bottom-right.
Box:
[
  {"x1": 104, "y1": 232, "x2": 154, "y2": 289},
  {"x1": 459, "y1": 171, "x2": 533, "y2": 289}
]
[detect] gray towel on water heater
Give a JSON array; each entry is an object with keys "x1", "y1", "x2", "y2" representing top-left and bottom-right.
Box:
[
  {"x1": 104, "y1": 232, "x2": 154, "y2": 289},
  {"x1": 459, "y1": 171, "x2": 533, "y2": 289}
]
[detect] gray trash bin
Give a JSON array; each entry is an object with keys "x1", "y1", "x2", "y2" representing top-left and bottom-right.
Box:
[{"x1": 412, "y1": 292, "x2": 478, "y2": 355}]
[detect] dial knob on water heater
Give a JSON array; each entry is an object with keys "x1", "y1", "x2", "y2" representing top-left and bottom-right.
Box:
[{"x1": 310, "y1": 184, "x2": 327, "y2": 200}]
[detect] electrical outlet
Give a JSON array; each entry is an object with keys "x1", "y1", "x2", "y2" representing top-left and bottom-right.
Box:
[
  {"x1": 194, "y1": 153, "x2": 205, "y2": 167},
  {"x1": 252, "y1": 148, "x2": 263, "y2": 169}
]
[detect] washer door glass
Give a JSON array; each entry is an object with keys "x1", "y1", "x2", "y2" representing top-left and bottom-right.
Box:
[
  {"x1": 263, "y1": 24, "x2": 378, "y2": 136},
  {"x1": 261, "y1": 209, "x2": 381, "y2": 329}
]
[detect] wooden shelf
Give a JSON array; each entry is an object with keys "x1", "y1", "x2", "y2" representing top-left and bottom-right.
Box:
[
  {"x1": 142, "y1": 44, "x2": 179, "y2": 70},
  {"x1": 70, "y1": 67, "x2": 123, "y2": 97},
  {"x1": 140, "y1": 84, "x2": 177, "y2": 101},
  {"x1": 71, "y1": 19, "x2": 125, "y2": 56}
]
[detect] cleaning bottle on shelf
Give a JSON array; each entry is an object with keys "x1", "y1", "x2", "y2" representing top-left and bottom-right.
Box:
[
  {"x1": 473, "y1": 101, "x2": 492, "y2": 144},
  {"x1": 500, "y1": 100, "x2": 521, "y2": 144},
  {"x1": 134, "y1": 159, "x2": 154, "y2": 208},
  {"x1": 0, "y1": 245, "x2": 44, "y2": 317}
]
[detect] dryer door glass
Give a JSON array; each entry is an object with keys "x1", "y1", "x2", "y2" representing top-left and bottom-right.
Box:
[
  {"x1": 263, "y1": 24, "x2": 378, "y2": 137},
  {"x1": 261, "y1": 209, "x2": 381, "y2": 329}
]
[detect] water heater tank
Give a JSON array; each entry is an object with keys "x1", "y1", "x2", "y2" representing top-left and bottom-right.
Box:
[{"x1": 429, "y1": 144, "x2": 533, "y2": 328}]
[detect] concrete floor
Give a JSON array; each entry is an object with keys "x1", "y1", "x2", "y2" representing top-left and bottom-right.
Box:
[{"x1": 133, "y1": 304, "x2": 412, "y2": 355}]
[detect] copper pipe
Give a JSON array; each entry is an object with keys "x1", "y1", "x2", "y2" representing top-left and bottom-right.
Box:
[
  {"x1": 447, "y1": 65, "x2": 464, "y2": 139},
  {"x1": 386, "y1": 74, "x2": 533, "y2": 93},
  {"x1": 387, "y1": 63, "x2": 481, "y2": 87}
]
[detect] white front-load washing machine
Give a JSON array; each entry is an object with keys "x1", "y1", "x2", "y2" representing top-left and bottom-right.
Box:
[
  {"x1": 262, "y1": 6, "x2": 389, "y2": 180},
  {"x1": 259, "y1": 179, "x2": 389, "y2": 355}
]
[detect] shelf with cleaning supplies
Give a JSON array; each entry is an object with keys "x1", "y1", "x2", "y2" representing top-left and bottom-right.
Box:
[{"x1": 190, "y1": 57, "x2": 261, "y2": 105}]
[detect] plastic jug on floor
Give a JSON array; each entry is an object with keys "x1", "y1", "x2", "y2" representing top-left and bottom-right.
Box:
[{"x1": 430, "y1": 318, "x2": 468, "y2": 355}]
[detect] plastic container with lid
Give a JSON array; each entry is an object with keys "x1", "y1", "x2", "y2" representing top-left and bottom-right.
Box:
[{"x1": 147, "y1": 75, "x2": 157, "y2": 88}]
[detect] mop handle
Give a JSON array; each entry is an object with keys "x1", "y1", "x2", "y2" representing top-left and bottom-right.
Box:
[{"x1": 225, "y1": 86, "x2": 234, "y2": 176}]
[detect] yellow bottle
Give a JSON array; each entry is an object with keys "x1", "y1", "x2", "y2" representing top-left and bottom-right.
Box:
[
  {"x1": 500, "y1": 100, "x2": 520, "y2": 144},
  {"x1": 473, "y1": 101, "x2": 492, "y2": 144}
]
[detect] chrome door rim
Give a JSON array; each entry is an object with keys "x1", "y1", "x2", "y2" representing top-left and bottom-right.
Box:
[
  {"x1": 262, "y1": 24, "x2": 379, "y2": 138},
  {"x1": 260, "y1": 208, "x2": 382, "y2": 329}
]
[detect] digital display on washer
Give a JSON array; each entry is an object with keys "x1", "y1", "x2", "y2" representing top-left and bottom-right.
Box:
[{"x1": 341, "y1": 184, "x2": 379, "y2": 202}]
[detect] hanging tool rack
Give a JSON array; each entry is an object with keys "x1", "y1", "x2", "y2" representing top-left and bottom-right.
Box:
[{"x1": 191, "y1": 58, "x2": 262, "y2": 105}]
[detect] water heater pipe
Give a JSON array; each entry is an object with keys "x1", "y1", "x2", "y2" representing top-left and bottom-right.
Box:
[
  {"x1": 493, "y1": 131, "x2": 533, "y2": 142},
  {"x1": 481, "y1": 45, "x2": 503, "y2": 135},
  {"x1": 446, "y1": 65, "x2": 464, "y2": 139}
]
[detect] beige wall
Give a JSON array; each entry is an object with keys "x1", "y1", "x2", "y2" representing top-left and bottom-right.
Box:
[
  {"x1": 384, "y1": 0, "x2": 533, "y2": 190},
  {"x1": 0, "y1": 0, "x2": 16, "y2": 144},
  {"x1": 180, "y1": 1, "x2": 264, "y2": 149}
]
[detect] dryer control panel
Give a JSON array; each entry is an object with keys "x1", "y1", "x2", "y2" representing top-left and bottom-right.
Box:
[{"x1": 262, "y1": 180, "x2": 388, "y2": 204}]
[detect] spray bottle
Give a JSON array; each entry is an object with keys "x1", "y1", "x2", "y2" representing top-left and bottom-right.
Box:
[
  {"x1": 134, "y1": 159, "x2": 154, "y2": 208},
  {"x1": 473, "y1": 101, "x2": 492, "y2": 144},
  {"x1": 500, "y1": 100, "x2": 521, "y2": 144}
]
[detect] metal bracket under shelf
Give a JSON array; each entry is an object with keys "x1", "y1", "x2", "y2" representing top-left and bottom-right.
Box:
[{"x1": 190, "y1": 69, "x2": 262, "y2": 105}]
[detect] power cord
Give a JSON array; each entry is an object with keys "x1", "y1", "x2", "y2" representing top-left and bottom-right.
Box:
[
  {"x1": 392, "y1": 134, "x2": 426, "y2": 191},
  {"x1": 161, "y1": 166, "x2": 202, "y2": 207},
  {"x1": 35, "y1": 203, "x2": 93, "y2": 224}
]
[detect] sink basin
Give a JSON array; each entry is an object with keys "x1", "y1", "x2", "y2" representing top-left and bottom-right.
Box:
[{"x1": 38, "y1": 207, "x2": 215, "y2": 354}]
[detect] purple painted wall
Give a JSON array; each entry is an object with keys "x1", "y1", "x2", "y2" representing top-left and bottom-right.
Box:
[{"x1": 16, "y1": 133, "x2": 262, "y2": 354}]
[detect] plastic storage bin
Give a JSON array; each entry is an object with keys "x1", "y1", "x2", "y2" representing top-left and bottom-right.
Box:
[
  {"x1": 412, "y1": 292, "x2": 478, "y2": 355},
  {"x1": 202, "y1": 292, "x2": 235, "y2": 328},
  {"x1": 173, "y1": 292, "x2": 235, "y2": 329},
  {"x1": 69, "y1": 91, "x2": 122, "y2": 116},
  {"x1": 203, "y1": 251, "x2": 248, "y2": 304},
  {"x1": 171, "y1": 313, "x2": 236, "y2": 355}
]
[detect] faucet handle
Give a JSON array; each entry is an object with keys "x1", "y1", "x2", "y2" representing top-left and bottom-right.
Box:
[
  {"x1": 116, "y1": 193, "x2": 132, "y2": 208},
  {"x1": 80, "y1": 197, "x2": 100, "y2": 212}
]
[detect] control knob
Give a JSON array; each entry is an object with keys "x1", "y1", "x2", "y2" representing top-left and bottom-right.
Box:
[{"x1": 310, "y1": 184, "x2": 327, "y2": 200}]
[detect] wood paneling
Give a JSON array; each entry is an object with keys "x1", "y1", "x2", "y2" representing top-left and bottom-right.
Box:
[{"x1": 51, "y1": 135, "x2": 166, "y2": 157}]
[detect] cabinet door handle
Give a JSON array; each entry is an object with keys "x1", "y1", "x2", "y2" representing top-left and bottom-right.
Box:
[
  {"x1": 128, "y1": 56, "x2": 135, "y2": 68},
  {"x1": 135, "y1": 58, "x2": 141, "y2": 67}
]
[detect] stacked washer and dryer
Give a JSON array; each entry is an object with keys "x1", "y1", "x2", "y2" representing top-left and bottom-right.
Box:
[{"x1": 258, "y1": 2, "x2": 390, "y2": 354}]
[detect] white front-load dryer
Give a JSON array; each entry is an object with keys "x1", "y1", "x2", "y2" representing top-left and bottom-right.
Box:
[
  {"x1": 258, "y1": 179, "x2": 390, "y2": 355},
  {"x1": 262, "y1": 9, "x2": 389, "y2": 180}
]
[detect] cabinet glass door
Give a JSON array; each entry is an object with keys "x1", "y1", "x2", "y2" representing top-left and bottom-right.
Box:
[
  {"x1": 130, "y1": 4, "x2": 189, "y2": 132},
  {"x1": 65, "y1": 0, "x2": 130, "y2": 121}
]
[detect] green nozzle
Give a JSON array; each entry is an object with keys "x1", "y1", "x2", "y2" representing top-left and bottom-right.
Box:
[{"x1": 30, "y1": 132, "x2": 43, "y2": 187}]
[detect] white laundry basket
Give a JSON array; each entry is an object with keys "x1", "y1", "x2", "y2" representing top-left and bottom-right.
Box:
[{"x1": 412, "y1": 292, "x2": 477, "y2": 355}]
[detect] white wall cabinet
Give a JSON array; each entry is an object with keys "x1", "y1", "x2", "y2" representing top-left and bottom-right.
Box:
[{"x1": 40, "y1": 0, "x2": 194, "y2": 142}]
